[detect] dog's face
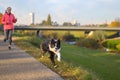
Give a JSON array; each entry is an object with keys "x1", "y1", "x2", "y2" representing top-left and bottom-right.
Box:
[
  {"x1": 50, "y1": 39, "x2": 60, "y2": 49},
  {"x1": 49, "y1": 39, "x2": 61, "y2": 61}
]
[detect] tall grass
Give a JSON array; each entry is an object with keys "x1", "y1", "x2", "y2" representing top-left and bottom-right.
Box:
[{"x1": 42, "y1": 30, "x2": 85, "y2": 39}]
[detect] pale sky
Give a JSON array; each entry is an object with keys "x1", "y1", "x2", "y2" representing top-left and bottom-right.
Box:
[{"x1": 0, "y1": 0, "x2": 120, "y2": 25}]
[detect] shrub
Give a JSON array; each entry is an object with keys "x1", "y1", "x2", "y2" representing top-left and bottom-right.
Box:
[
  {"x1": 87, "y1": 30, "x2": 106, "y2": 42},
  {"x1": 76, "y1": 38, "x2": 99, "y2": 49},
  {"x1": 63, "y1": 32, "x2": 76, "y2": 41},
  {"x1": 102, "y1": 39, "x2": 120, "y2": 50},
  {"x1": 42, "y1": 31, "x2": 60, "y2": 39}
]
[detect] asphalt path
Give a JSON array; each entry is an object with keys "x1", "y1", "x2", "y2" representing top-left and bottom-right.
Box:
[{"x1": 0, "y1": 33, "x2": 63, "y2": 80}]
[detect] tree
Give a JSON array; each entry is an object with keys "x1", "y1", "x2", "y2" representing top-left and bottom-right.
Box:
[
  {"x1": 110, "y1": 21, "x2": 120, "y2": 27},
  {"x1": 110, "y1": 18, "x2": 120, "y2": 27},
  {"x1": 41, "y1": 20, "x2": 46, "y2": 26},
  {"x1": 63, "y1": 22, "x2": 72, "y2": 26},
  {"x1": 0, "y1": 12, "x2": 3, "y2": 25},
  {"x1": 52, "y1": 21, "x2": 59, "y2": 26},
  {"x1": 46, "y1": 14, "x2": 52, "y2": 26}
]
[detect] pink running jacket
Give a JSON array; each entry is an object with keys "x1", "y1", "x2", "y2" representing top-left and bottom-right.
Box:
[{"x1": 1, "y1": 13, "x2": 17, "y2": 30}]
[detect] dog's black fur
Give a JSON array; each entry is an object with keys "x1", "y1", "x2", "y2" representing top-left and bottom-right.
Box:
[{"x1": 40, "y1": 38, "x2": 61, "y2": 67}]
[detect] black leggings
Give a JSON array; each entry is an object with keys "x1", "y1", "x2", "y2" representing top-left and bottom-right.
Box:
[{"x1": 4, "y1": 29, "x2": 13, "y2": 45}]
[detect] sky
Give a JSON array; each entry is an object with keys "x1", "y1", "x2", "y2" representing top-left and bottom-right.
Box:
[{"x1": 0, "y1": 0, "x2": 120, "y2": 25}]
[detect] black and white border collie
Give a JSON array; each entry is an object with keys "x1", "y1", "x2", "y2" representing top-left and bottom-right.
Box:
[{"x1": 40, "y1": 38, "x2": 61, "y2": 67}]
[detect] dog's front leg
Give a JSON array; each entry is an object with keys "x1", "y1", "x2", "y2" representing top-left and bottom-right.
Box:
[
  {"x1": 49, "y1": 51, "x2": 57, "y2": 67},
  {"x1": 56, "y1": 52, "x2": 61, "y2": 61}
]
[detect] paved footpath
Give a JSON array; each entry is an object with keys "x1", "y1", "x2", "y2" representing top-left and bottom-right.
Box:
[{"x1": 0, "y1": 33, "x2": 64, "y2": 80}]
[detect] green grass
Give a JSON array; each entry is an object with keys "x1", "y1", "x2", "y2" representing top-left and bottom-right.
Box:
[
  {"x1": 13, "y1": 32, "x2": 120, "y2": 80},
  {"x1": 62, "y1": 44, "x2": 120, "y2": 80}
]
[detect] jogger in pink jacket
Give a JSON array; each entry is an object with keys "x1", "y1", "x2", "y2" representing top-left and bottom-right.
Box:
[{"x1": 1, "y1": 7, "x2": 17, "y2": 49}]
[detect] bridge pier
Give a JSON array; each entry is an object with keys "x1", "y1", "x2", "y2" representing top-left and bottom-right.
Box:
[
  {"x1": 36, "y1": 30, "x2": 42, "y2": 38},
  {"x1": 84, "y1": 31, "x2": 90, "y2": 37}
]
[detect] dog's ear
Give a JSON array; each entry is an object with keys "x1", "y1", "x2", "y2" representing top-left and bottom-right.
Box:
[
  {"x1": 51, "y1": 38, "x2": 55, "y2": 44},
  {"x1": 57, "y1": 39, "x2": 60, "y2": 48},
  {"x1": 50, "y1": 38, "x2": 55, "y2": 48}
]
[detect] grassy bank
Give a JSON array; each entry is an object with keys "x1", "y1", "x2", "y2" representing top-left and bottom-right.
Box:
[
  {"x1": 62, "y1": 44, "x2": 120, "y2": 80},
  {"x1": 13, "y1": 32, "x2": 95, "y2": 80},
  {"x1": 13, "y1": 32, "x2": 120, "y2": 80}
]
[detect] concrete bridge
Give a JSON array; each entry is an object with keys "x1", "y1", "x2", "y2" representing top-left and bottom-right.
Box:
[
  {"x1": 1, "y1": 26, "x2": 120, "y2": 37},
  {"x1": 13, "y1": 26, "x2": 120, "y2": 31},
  {"x1": 15, "y1": 26, "x2": 120, "y2": 37}
]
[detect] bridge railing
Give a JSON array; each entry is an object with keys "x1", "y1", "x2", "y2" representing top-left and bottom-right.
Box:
[{"x1": 14, "y1": 26, "x2": 120, "y2": 31}]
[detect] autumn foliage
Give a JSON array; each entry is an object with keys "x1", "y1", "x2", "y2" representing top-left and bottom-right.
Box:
[
  {"x1": 109, "y1": 21, "x2": 120, "y2": 27},
  {"x1": 0, "y1": 12, "x2": 3, "y2": 25}
]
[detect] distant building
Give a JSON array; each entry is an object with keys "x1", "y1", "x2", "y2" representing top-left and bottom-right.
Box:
[
  {"x1": 72, "y1": 20, "x2": 80, "y2": 26},
  {"x1": 29, "y1": 12, "x2": 35, "y2": 25}
]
